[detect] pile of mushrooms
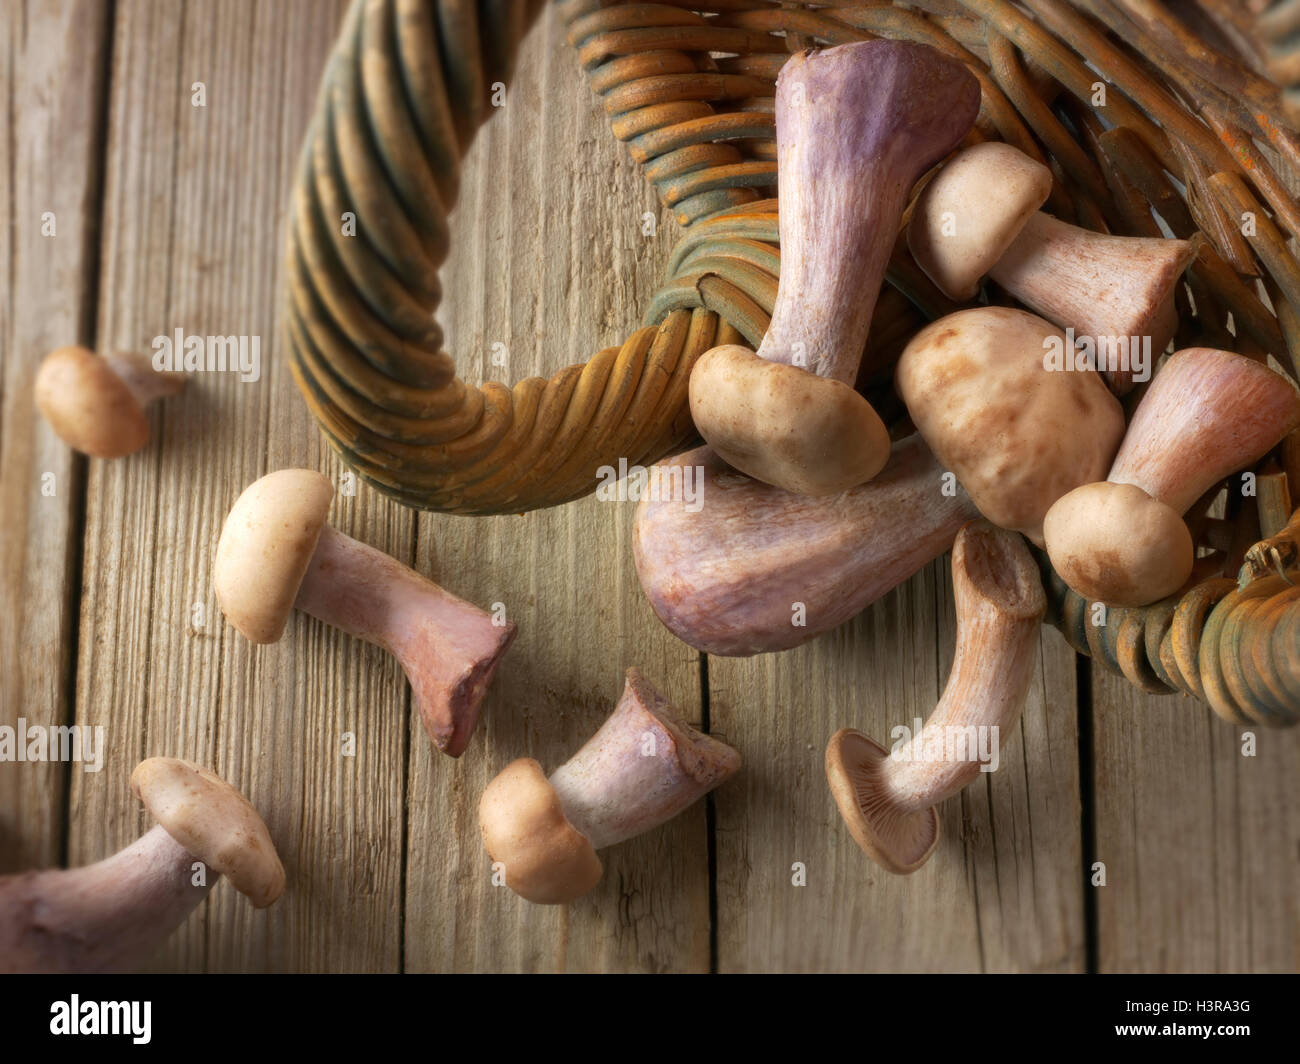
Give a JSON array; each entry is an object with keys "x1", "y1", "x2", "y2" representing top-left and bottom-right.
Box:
[
  {"x1": 633, "y1": 37, "x2": 1300, "y2": 876},
  {"x1": 638, "y1": 40, "x2": 984, "y2": 653},
  {"x1": 908, "y1": 142, "x2": 1197, "y2": 394},
  {"x1": 19, "y1": 29, "x2": 1300, "y2": 970}
]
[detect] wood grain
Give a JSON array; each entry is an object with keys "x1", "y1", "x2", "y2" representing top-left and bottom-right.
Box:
[
  {"x1": 401, "y1": 3, "x2": 711, "y2": 972},
  {"x1": 63, "y1": 0, "x2": 410, "y2": 974},
  {"x1": 3, "y1": 0, "x2": 1297, "y2": 974},
  {"x1": 709, "y1": 556, "x2": 1086, "y2": 972},
  {"x1": 1090, "y1": 153, "x2": 1300, "y2": 978},
  {"x1": 0, "y1": 0, "x2": 110, "y2": 874},
  {"x1": 1093, "y1": 670, "x2": 1300, "y2": 972}
]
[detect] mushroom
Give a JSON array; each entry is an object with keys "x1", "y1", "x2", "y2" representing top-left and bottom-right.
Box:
[
  {"x1": 213, "y1": 469, "x2": 516, "y2": 756},
  {"x1": 895, "y1": 306, "x2": 1126, "y2": 547},
  {"x1": 688, "y1": 39, "x2": 980, "y2": 496},
  {"x1": 34, "y1": 345, "x2": 186, "y2": 457},
  {"x1": 825, "y1": 520, "x2": 1044, "y2": 874},
  {"x1": 908, "y1": 142, "x2": 1196, "y2": 394},
  {"x1": 634, "y1": 433, "x2": 979, "y2": 656},
  {"x1": 1044, "y1": 347, "x2": 1300, "y2": 606},
  {"x1": 0, "y1": 757, "x2": 283, "y2": 973},
  {"x1": 479, "y1": 668, "x2": 741, "y2": 904}
]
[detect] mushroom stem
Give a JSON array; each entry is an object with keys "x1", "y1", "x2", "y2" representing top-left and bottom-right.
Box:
[
  {"x1": 907, "y1": 142, "x2": 1195, "y2": 394},
  {"x1": 1044, "y1": 348, "x2": 1300, "y2": 605},
  {"x1": 34, "y1": 346, "x2": 186, "y2": 458},
  {"x1": 1109, "y1": 348, "x2": 1300, "y2": 511},
  {"x1": 634, "y1": 434, "x2": 979, "y2": 656},
  {"x1": 104, "y1": 351, "x2": 186, "y2": 406},
  {"x1": 875, "y1": 525, "x2": 1043, "y2": 808},
  {"x1": 480, "y1": 669, "x2": 740, "y2": 904},
  {"x1": 294, "y1": 524, "x2": 516, "y2": 757},
  {"x1": 548, "y1": 669, "x2": 740, "y2": 850},
  {"x1": 687, "y1": 40, "x2": 979, "y2": 496},
  {"x1": 0, "y1": 826, "x2": 211, "y2": 974},
  {"x1": 989, "y1": 212, "x2": 1196, "y2": 392},
  {"x1": 0, "y1": 758, "x2": 283, "y2": 973},
  {"x1": 826, "y1": 521, "x2": 1045, "y2": 874},
  {"x1": 758, "y1": 43, "x2": 973, "y2": 382}
]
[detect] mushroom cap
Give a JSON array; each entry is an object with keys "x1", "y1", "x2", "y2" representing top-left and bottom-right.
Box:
[
  {"x1": 1043, "y1": 481, "x2": 1194, "y2": 606},
  {"x1": 479, "y1": 758, "x2": 602, "y2": 905},
  {"x1": 896, "y1": 306, "x2": 1126, "y2": 546},
  {"x1": 213, "y1": 469, "x2": 334, "y2": 643},
  {"x1": 908, "y1": 142, "x2": 1053, "y2": 302},
  {"x1": 131, "y1": 757, "x2": 285, "y2": 908},
  {"x1": 34, "y1": 345, "x2": 150, "y2": 458},
  {"x1": 689, "y1": 344, "x2": 891, "y2": 496},
  {"x1": 825, "y1": 729, "x2": 939, "y2": 874}
]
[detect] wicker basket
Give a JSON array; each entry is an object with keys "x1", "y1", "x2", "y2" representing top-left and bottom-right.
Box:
[{"x1": 285, "y1": 0, "x2": 1300, "y2": 725}]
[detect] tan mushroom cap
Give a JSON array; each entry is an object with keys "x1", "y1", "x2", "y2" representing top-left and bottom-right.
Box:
[
  {"x1": 1043, "y1": 481, "x2": 1194, "y2": 607},
  {"x1": 896, "y1": 306, "x2": 1125, "y2": 546},
  {"x1": 908, "y1": 142, "x2": 1052, "y2": 302},
  {"x1": 479, "y1": 758, "x2": 602, "y2": 905},
  {"x1": 213, "y1": 469, "x2": 334, "y2": 644},
  {"x1": 34, "y1": 346, "x2": 150, "y2": 458},
  {"x1": 131, "y1": 757, "x2": 285, "y2": 908},
  {"x1": 689, "y1": 345, "x2": 892, "y2": 496},
  {"x1": 825, "y1": 729, "x2": 939, "y2": 874}
]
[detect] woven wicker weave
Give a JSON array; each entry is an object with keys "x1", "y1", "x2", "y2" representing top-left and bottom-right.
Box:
[{"x1": 286, "y1": 0, "x2": 1300, "y2": 723}]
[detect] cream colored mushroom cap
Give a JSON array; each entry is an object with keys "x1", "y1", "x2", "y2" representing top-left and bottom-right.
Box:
[
  {"x1": 479, "y1": 758, "x2": 603, "y2": 905},
  {"x1": 34, "y1": 345, "x2": 150, "y2": 459},
  {"x1": 1043, "y1": 481, "x2": 1194, "y2": 606},
  {"x1": 896, "y1": 306, "x2": 1125, "y2": 546},
  {"x1": 689, "y1": 344, "x2": 891, "y2": 496},
  {"x1": 213, "y1": 469, "x2": 334, "y2": 644},
  {"x1": 908, "y1": 142, "x2": 1052, "y2": 301},
  {"x1": 131, "y1": 757, "x2": 285, "y2": 908}
]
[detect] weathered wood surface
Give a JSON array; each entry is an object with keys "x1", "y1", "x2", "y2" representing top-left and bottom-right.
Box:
[
  {"x1": 400, "y1": 7, "x2": 709, "y2": 973},
  {"x1": 0, "y1": 0, "x2": 111, "y2": 875},
  {"x1": 710, "y1": 563, "x2": 1085, "y2": 972},
  {"x1": 65, "y1": 0, "x2": 398, "y2": 973},
  {"x1": 0, "y1": 0, "x2": 1295, "y2": 972},
  {"x1": 1093, "y1": 671, "x2": 1300, "y2": 973}
]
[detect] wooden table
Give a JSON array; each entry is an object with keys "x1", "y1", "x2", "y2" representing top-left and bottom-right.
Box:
[{"x1": 2, "y1": 0, "x2": 1297, "y2": 973}]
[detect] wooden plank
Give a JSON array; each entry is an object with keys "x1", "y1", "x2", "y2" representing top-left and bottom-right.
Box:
[
  {"x1": 401, "y1": 3, "x2": 712, "y2": 972},
  {"x1": 710, "y1": 556, "x2": 1086, "y2": 972},
  {"x1": 1093, "y1": 165, "x2": 1300, "y2": 977},
  {"x1": 0, "y1": 0, "x2": 110, "y2": 874},
  {"x1": 63, "y1": 0, "x2": 410, "y2": 973},
  {"x1": 23, "y1": 0, "x2": 1294, "y2": 977},
  {"x1": 1093, "y1": 670, "x2": 1300, "y2": 972}
]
